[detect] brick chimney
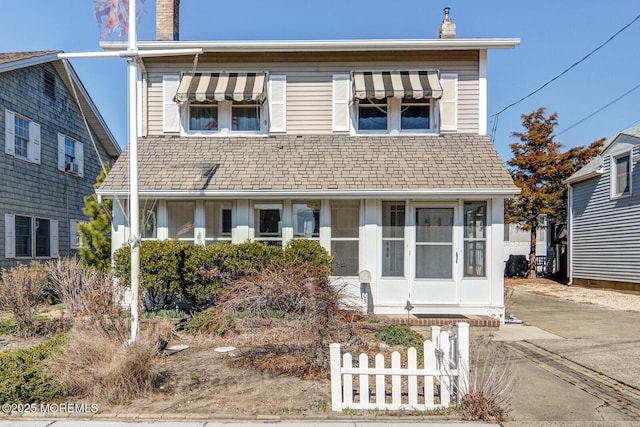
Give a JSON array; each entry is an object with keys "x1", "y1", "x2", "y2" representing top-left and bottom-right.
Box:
[
  {"x1": 157, "y1": 0, "x2": 180, "y2": 41},
  {"x1": 439, "y1": 7, "x2": 456, "y2": 39}
]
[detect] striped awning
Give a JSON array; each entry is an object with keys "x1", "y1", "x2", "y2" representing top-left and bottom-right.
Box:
[
  {"x1": 353, "y1": 70, "x2": 443, "y2": 100},
  {"x1": 175, "y1": 72, "x2": 267, "y2": 103}
]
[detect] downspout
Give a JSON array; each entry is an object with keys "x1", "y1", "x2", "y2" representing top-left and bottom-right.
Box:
[{"x1": 566, "y1": 183, "x2": 573, "y2": 286}]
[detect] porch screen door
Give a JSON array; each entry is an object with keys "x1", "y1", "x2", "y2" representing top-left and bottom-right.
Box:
[{"x1": 415, "y1": 208, "x2": 453, "y2": 279}]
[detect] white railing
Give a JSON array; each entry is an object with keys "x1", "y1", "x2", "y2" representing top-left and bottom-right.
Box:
[{"x1": 330, "y1": 322, "x2": 469, "y2": 412}]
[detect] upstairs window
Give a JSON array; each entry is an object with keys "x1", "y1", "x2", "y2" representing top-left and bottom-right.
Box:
[
  {"x1": 57, "y1": 133, "x2": 84, "y2": 177},
  {"x1": 353, "y1": 71, "x2": 441, "y2": 134},
  {"x1": 176, "y1": 72, "x2": 267, "y2": 135},
  {"x1": 612, "y1": 152, "x2": 632, "y2": 198},
  {"x1": 4, "y1": 110, "x2": 41, "y2": 164}
]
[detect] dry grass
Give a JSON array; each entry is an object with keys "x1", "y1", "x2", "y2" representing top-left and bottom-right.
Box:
[
  {"x1": 459, "y1": 336, "x2": 516, "y2": 422},
  {"x1": 49, "y1": 322, "x2": 164, "y2": 404}
]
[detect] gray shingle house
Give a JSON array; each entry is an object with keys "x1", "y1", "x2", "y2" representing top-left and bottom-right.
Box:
[
  {"x1": 98, "y1": 0, "x2": 519, "y2": 320},
  {"x1": 1, "y1": 51, "x2": 120, "y2": 269},
  {"x1": 566, "y1": 125, "x2": 640, "y2": 291}
]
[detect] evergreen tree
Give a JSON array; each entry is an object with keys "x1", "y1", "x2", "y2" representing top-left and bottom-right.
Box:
[
  {"x1": 78, "y1": 163, "x2": 113, "y2": 271},
  {"x1": 506, "y1": 107, "x2": 603, "y2": 278}
]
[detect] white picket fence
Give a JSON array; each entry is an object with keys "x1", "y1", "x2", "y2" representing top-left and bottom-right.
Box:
[{"x1": 330, "y1": 322, "x2": 469, "y2": 412}]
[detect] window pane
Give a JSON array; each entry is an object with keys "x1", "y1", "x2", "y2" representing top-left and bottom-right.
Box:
[
  {"x1": 382, "y1": 240, "x2": 404, "y2": 277},
  {"x1": 331, "y1": 201, "x2": 359, "y2": 237},
  {"x1": 464, "y1": 241, "x2": 485, "y2": 277},
  {"x1": 257, "y1": 209, "x2": 281, "y2": 237},
  {"x1": 232, "y1": 104, "x2": 260, "y2": 131},
  {"x1": 401, "y1": 98, "x2": 430, "y2": 130},
  {"x1": 140, "y1": 205, "x2": 157, "y2": 239},
  {"x1": 358, "y1": 99, "x2": 387, "y2": 130},
  {"x1": 35, "y1": 218, "x2": 50, "y2": 257},
  {"x1": 382, "y1": 202, "x2": 405, "y2": 238},
  {"x1": 14, "y1": 115, "x2": 29, "y2": 158},
  {"x1": 616, "y1": 155, "x2": 630, "y2": 196},
  {"x1": 416, "y1": 208, "x2": 453, "y2": 243},
  {"x1": 293, "y1": 202, "x2": 320, "y2": 238},
  {"x1": 205, "y1": 202, "x2": 232, "y2": 238},
  {"x1": 464, "y1": 202, "x2": 486, "y2": 239},
  {"x1": 332, "y1": 240, "x2": 359, "y2": 276},
  {"x1": 15, "y1": 216, "x2": 31, "y2": 257},
  {"x1": 190, "y1": 105, "x2": 218, "y2": 130},
  {"x1": 416, "y1": 245, "x2": 452, "y2": 279},
  {"x1": 168, "y1": 202, "x2": 195, "y2": 239}
]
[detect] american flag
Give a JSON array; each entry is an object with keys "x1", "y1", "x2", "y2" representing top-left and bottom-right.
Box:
[{"x1": 94, "y1": 0, "x2": 144, "y2": 39}]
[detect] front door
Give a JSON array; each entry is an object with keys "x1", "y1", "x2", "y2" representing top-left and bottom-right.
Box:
[{"x1": 411, "y1": 206, "x2": 457, "y2": 304}]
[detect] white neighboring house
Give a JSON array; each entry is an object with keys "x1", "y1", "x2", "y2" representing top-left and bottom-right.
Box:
[{"x1": 97, "y1": 1, "x2": 520, "y2": 321}]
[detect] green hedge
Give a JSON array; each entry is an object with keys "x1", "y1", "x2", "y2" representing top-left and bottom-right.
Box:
[
  {"x1": 113, "y1": 239, "x2": 332, "y2": 311},
  {"x1": 0, "y1": 335, "x2": 66, "y2": 403}
]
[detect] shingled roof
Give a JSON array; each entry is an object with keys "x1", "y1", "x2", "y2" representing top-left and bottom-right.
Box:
[
  {"x1": 98, "y1": 134, "x2": 517, "y2": 196},
  {"x1": 0, "y1": 51, "x2": 59, "y2": 65}
]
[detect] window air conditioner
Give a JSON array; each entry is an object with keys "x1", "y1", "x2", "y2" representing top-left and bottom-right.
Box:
[{"x1": 65, "y1": 162, "x2": 79, "y2": 174}]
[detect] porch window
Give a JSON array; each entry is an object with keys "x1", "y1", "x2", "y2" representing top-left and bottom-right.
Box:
[
  {"x1": 415, "y1": 207, "x2": 453, "y2": 279},
  {"x1": 254, "y1": 203, "x2": 282, "y2": 246},
  {"x1": 382, "y1": 201, "x2": 405, "y2": 277},
  {"x1": 205, "y1": 201, "x2": 232, "y2": 244},
  {"x1": 168, "y1": 201, "x2": 195, "y2": 243},
  {"x1": 140, "y1": 202, "x2": 158, "y2": 240},
  {"x1": 612, "y1": 153, "x2": 631, "y2": 198},
  {"x1": 463, "y1": 202, "x2": 486, "y2": 277},
  {"x1": 331, "y1": 200, "x2": 360, "y2": 276},
  {"x1": 293, "y1": 202, "x2": 320, "y2": 239}
]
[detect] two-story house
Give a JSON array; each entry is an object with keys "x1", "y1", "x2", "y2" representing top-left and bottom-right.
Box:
[
  {"x1": 565, "y1": 125, "x2": 640, "y2": 291},
  {"x1": 98, "y1": 0, "x2": 519, "y2": 320},
  {"x1": 1, "y1": 51, "x2": 121, "y2": 269}
]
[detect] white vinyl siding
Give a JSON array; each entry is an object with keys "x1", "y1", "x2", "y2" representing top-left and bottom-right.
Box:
[
  {"x1": 5, "y1": 109, "x2": 41, "y2": 164},
  {"x1": 162, "y1": 74, "x2": 181, "y2": 133},
  {"x1": 144, "y1": 52, "x2": 479, "y2": 135},
  {"x1": 439, "y1": 73, "x2": 458, "y2": 132},
  {"x1": 332, "y1": 74, "x2": 350, "y2": 132},
  {"x1": 268, "y1": 75, "x2": 287, "y2": 133}
]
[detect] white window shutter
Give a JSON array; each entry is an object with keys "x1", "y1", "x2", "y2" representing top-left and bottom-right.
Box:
[
  {"x1": 162, "y1": 74, "x2": 181, "y2": 133},
  {"x1": 439, "y1": 73, "x2": 458, "y2": 132},
  {"x1": 28, "y1": 121, "x2": 41, "y2": 164},
  {"x1": 332, "y1": 74, "x2": 351, "y2": 132},
  {"x1": 77, "y1": 142, "x2": 84, "y2": 177},
  {"x1": 57, "y1": 133, "x2": 66, "y2": 171},
  {"x1": 5, "y1": 214, "x2": 15, "y2": 259},
  {"x1": 268, "y1": 75, "x2": 287, "y2": 133},
  {"x1": 5, "y1": 109, "x2": 15, "y2": 156},
  {"x1": 50, "y1": 220, "x2": 59, "y2": 258}
]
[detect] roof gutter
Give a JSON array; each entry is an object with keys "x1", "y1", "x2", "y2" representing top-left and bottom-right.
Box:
[
  {"x1": 100, "y1": 38, "x2": 520, "y2": 53},
  {"x1": 563, "y1": 167, "x2": 603, "y2": 185},
  {"x1": 97, "y1": 187, "x2": 521, "y2": 199}
]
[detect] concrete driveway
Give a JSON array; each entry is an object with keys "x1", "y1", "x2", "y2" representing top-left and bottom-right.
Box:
[{"x1": 494, "y1": 288, "x2": 640, "y2": 425}]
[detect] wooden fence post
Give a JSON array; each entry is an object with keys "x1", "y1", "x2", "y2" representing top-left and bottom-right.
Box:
[{"x1": 457, "y1": 322, "x2": 470, "y2": 395}]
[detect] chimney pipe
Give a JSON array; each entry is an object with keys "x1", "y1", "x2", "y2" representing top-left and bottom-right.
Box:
[
  {"x1": 157, "y1": 0, "x2": 180, "y2": 41},
  {"x1": 439, "y1": 7, "x2": 457, "y2": 39}
]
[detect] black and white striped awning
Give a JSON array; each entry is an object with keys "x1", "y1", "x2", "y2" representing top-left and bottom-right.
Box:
[
  {"x1": 353, "y1": 70, "x2": 443, "y2": 100},
  {"x1": 175, "y1": 72, "x2": 267, "y2": 103}
]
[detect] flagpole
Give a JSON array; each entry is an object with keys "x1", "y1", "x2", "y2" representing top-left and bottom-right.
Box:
[{"x1": 127, "y1": 0, "x2": 141, "y2": 343}]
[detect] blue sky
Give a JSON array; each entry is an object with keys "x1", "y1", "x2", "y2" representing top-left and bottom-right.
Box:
[{"x1": 1, "y1": 1, "x2": 639, "y2": 162}]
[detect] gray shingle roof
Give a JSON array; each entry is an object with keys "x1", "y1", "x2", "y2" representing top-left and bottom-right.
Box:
[
  {"x1": 0, "y1": 51, "x2": 59, "y2": 65},
  {"x1": 99, "y1": 134, "x2": 516, "y2": 195}
]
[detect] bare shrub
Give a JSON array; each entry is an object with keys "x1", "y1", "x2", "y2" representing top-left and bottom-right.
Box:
[
  {"x1": 0, "y1": 262, "x2": 49, "y2": 335},
  {"x1": 459, "y1": 336, "x2": 516, "y2": 422},
  {"x1": 50, "y1": 323, "x2": 160, "y2": 403},
  {"x1": 46, "y1": 257, "x2": 118, "y2": 317}
]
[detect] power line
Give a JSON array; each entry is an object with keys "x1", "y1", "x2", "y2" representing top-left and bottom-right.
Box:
[
  {"x1": 489, "y1": 12, "x2": 640, "y2": 141},
  {"x1": 555, "y1": 82, "x2": 640, "y2": 138}
]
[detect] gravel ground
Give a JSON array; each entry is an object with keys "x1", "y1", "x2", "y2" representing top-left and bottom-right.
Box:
[{"x1": 505, "y1": 278, "x2": 640, "y2": 313}]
